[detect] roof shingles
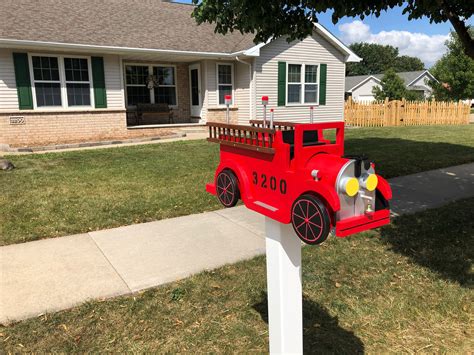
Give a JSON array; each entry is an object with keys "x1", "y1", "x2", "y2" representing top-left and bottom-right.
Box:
[{"x1": 0, "y1": 0, "x2": 257, "y2": 53}]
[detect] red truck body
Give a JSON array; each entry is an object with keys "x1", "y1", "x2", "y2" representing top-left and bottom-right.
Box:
[{"x1": 206, "y1": 120, "x2": 392, "y2": 244}]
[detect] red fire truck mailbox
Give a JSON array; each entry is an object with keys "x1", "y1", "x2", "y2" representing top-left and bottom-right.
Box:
[{"x1": 206, "y1": 115, "x2": 392, "y2": 245}]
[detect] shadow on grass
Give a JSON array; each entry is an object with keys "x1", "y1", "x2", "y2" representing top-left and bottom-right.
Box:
[
  {"x1": 380, "y1": 198, "x2": 473, "y2": 287},
  {"x1": 344, "y1": 137, "x2": 474, "y2": 178},
  {"x1": 253, "y1": 293, "x2": 364, "y2": 353}
]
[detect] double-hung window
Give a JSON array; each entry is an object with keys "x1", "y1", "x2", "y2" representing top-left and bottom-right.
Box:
[
  {"x1": 30, "y1": 55, "x2": 93, "y2": 108},
  {"x1": 125, "y1": 64, "x2": 177, "y2": 107},
  {"x1": 64, "y1": 58, "x2": 92, "y2": 106},
  {"x1": 154, "y1": 66, "x2": 176, "y2": 105},
  {"x1": 286, "y1": 63, "x2": 319, "y2": 105},
  {"x1": 31, "y1": 56, "x2": 62, "y2": 107},
  {"x1": 217, "y1": 64, "x2": 233, "y2": 105},
  {"x1": 125, "y1": 65, "x2": 151, "y2": 106}
]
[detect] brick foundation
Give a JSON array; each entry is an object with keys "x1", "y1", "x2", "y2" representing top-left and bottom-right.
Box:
[
  {"x1": 0, "y1": 110, "x2": 177, "y2": 147},
  {"x1": 206, "y1": 107, "x2": 239, "y2": 123}
]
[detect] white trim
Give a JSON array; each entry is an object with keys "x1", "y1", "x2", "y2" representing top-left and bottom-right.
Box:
[
  {"x1": 346, "y1": 75, "x2": 382, "y2": 93},
  {"x1": 189, "y1": 63, "x2": 202, "y2": 117},
  {"x1": 216, "y1": 62, "x2": 235, "y2": 107},
  {"x1": 312, "y1": 23, "x2": 362, "y2": 63},
  {"x1": 0, "y1": 38, "x2": 258, "y2": 58},
  {"x1": 28, "y1": 53, "x2": 95, "y2": 110},
  {"x1": 406, "y1": 70, "x2": 439, "y2": 86},
  {"x1": 285, "y1": 62, "x2": 320, "y2": 106},
  {"x1": 123, "y1": 62, "x2": 178, "y2": 108}
]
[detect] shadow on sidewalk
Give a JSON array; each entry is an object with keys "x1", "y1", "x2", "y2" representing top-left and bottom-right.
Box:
[
  {"x1": 380, "y1": 198, "x2": 473, "y2": 287},
  {"x1": 344, "y1": 137, "x2": 474, "y2": 178},
  {"x1": 253, "y1": 293, "x2": 364, "y2": 353}
]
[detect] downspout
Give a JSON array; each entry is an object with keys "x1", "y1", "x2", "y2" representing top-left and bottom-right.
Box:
[{"x1": 235, "y1": 56, "x2": 253, "y2": 121}]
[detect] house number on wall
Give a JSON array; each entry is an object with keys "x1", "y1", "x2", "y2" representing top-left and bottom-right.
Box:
[{"x1": 9, "y1": 116, "x2": 25, "y2": 125}]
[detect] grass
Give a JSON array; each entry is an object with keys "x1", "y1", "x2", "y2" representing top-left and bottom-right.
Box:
[
  {"x1": 1, "y1": 125, "x2": 474, "y2": 246},
  {"x1": 1, "y1": 198, "x2": 472, "y2": 352}
]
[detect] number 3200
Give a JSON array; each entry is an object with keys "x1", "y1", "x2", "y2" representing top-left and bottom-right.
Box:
[{"x1": 252, "y1": 172, "x2": 287, "y2": 194}]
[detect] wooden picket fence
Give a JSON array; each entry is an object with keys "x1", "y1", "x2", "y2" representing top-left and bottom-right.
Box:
[{"x1": 345, "y1": 97, "x2": 470, "y2": 127}]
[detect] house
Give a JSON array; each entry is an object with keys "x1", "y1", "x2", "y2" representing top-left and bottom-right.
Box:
[
  {"x1": 0, "y1": 0, "x2": 360, "y2": 148},
  {"x1": 345, "y1": 70, "x2": 438, "y2": 102}
]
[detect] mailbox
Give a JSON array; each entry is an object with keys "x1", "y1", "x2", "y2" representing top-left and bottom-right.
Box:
[
  {"x1": 224, "y1": 95, "x2": 232, "y2": 106},
  {"x1": 206, "y1": 117, "x2": 392, "y2": 245}
]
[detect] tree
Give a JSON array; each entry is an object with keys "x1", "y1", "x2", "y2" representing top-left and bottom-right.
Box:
[
  {"x1": 346, "y1": 43, "x2": 424, "y2": 76},
  {"x1": 430, "y1": 30, "x2": 474, "y2": 101},
  {"x1": 192, "y1": 0, "x2": 474, "y2": 59},
  {"x1": 394, "y1": 55, "x2": 425, "y2": 72},
  {"x1": 372, "y1": 69, "x2": 408, "y2": 100}
]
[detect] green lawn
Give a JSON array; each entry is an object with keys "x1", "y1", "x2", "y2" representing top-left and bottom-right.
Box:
[
  {"x1": 1, "y1": 198, "x2": 472, "y2": 352},
  {"x1": 1, "y1": 125, "x2": 474, "y2": 246}
]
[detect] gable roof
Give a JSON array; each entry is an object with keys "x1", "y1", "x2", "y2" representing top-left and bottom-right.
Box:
[
  {"x1": 0, "y1": 0, "x2": 360, "y2": 62},
  {"x1": 0, "y1": 0, "x2": 256, "y2": 54},
  {"x1": 345, "y1": 70, "x2": 435, "y2": 92}
]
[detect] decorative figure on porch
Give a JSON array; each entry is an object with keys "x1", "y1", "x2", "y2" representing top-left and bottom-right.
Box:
[{"x1": 146, "y1": 75, "x2": 159, "y2": 90}]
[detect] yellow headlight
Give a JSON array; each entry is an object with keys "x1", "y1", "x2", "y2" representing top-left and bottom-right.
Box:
[
  {"x1": 364, "y1": 174, "x2": 378, "y2": 191},
  {"x1": 344, "y1": 177, "x2": 360, "y2": 197}
]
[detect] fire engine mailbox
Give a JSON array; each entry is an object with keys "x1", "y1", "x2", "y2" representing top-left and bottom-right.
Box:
[{"x1": 206, "y1": 115, "x2": 392, "y2": 245}]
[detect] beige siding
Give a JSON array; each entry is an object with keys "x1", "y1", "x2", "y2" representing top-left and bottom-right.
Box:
[
  {"x1": 0, "y1": 49, "x2": 19, "y2": 111},
  {"x1": 0, "y1": 49, "x2": 124, "y2": 111},
  {"x1": 103, "y1": 54, "x2": 125, "y2": 109},
  {"x1": 234, "y1": 60, "x2": 251, "y2": 122},
  {"x1": 203, "y1": 60, "x2": 252, "y2": 123},
  {"x1": 351, "y1": 78, "x2": 381, "y2": 102},
  {"x1": 255, "y1": 34, "x2": 346, "y2": 123}
]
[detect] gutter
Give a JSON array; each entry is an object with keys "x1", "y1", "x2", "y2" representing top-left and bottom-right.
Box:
[
  {"x1": 235, "y1": 56, "x2": 253, "y2": 119},
  {"x1": 0, "y1": 38, "x2": 260, "y2": 58}
]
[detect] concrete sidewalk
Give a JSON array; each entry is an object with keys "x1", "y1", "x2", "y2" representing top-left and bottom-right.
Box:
[{"x1": 1, "y1": 163, "x2": 473, "y2": 324}]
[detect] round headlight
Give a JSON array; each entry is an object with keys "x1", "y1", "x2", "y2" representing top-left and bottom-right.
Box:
[
  {"x1": 361, "y1": 174, "x2": 378, "y2": 192},
  {"x1": 341, "y1": 177, "x2": 359, "y2": 197}
]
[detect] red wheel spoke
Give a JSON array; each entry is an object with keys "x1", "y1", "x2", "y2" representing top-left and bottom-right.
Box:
[
  {"x1": 295, "y1": 220, "x2": 306, "y2": 229},
  {"x1": 306, "y1": 201, "x2": 310, "y2": 220},
  {"x1": 305, "y1": 224, "x2": 308, "y2": 239},
  {"x1": 298, "y1": 203, "x2": 306, "y2": 218},
  {"x1": 308, "y1": 220, "x2": 321, "y2": 228},
  {"x1": 308, "y1": 224, "x2": 317, "y2": 239},
  {"x1": 293, "y1": 213, "x2": 305, "y2": 220},
  {"x1": 308, "y1": 210, "x2": 320, "y2": 220},
  {"x1": 224, "y1": 182, "x2": 232, "y2": 190}
]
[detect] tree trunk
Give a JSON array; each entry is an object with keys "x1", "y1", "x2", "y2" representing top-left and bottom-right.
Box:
[{"x1": 446, "y1": 12, "x2": 474, "y2": 60}]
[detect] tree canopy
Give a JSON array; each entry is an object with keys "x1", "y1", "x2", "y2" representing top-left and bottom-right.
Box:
[
  {"x1": 192, "y1": 0, "x2": 474, "y2": 59},
  {"x1": 372, "y1": 69, "x2": 424, "y2": 101},
  {"x1": 346, "y1": 43, "x2": 424, "y2": 76},
  {"x1": 430, "y1": 30, "x2": 474, "y2": 101}
]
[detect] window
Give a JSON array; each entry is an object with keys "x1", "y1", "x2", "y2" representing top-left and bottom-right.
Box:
[
  {"x1": 217, "y1": 64, "x2": 233, "y2": 105},
  {"x1": 125, "y1": 65, "x2": 150, "y2": 106},
  {"x1": 154, "y1": 66, "x2": 176, "y2": 105},
  {"x1": 287, "y1": 64, "x2": 302, "y2": 104},
  {"x1": 286, "y1": 63, "x2": 319, "y2": 105},
  {"x1": 30, "y1": 55, "x2": 94, "y2": 108},
  {"x1": 125, "y1": 65, "x2": 177, "y2": 107},
  {"x1": 31, "y1": 56, "x2": 62, "y2": 107},
  {"x1": 64, "y1": 58, "x2": 91, "y2": 106}
]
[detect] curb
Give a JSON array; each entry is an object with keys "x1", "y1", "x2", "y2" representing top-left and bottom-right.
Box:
[{"x1": 2, "y1": 133, "x2": 187, "y2": 153}]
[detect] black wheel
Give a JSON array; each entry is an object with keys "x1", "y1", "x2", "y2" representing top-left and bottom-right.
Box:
[
  {"x1": 291, "y1": 194, "x2": 331, "y2": 245},
  {"x1": 216, "y1": 169, "x2": 240, "y2": 207}
]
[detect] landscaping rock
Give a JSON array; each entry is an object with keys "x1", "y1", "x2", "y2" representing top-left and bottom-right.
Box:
[{"x1": 0, "y1": 159, "x2": 15, "y2": 171}]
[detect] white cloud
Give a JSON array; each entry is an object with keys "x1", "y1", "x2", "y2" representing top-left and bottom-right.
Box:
[{"x1": 338, "y1": 20, "x2": 449, "y2": 67}]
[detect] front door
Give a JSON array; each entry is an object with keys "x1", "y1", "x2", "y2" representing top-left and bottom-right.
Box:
[{"x1": 189, "y1": 64, "x2": 202, "y2": 117}]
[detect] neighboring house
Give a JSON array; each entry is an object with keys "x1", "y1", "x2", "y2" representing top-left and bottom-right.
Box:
[
  {"x1": 345, "y1": 70, "x2": 438, "y2": 102},
  {"x1": 0, "y1": 0, "x2": 360, "y2": 148}
]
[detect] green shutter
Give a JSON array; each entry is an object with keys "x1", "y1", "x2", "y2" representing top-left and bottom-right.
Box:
[
  {"x1": 12, "y1": 53, "x2": 33, "y2": 110},
  {"x1": 277, "y1": 61, "x2": 286, "y2": 106},
  {"x1": 91, "y1": 56, "x2": 107, "y2": 108},
  {"x1": 319, "y1": 64, "x2": 327, "y2": 105}
]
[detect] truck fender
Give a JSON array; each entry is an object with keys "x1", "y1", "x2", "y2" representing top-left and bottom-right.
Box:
[
  {"x1": 376, "y1": 175, "x2": 392, "y2": 200},
  {"x1": 299, "y1": 180, "x2": 341, "y2": 213},
  {"x1": 215, "y1": 159, "x2": 252, "y2": 203}
]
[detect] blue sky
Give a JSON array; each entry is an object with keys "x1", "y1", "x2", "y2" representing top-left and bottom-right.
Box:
[{"x1": 175, "y1": 1, "x2": 472, "y2": 67}]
